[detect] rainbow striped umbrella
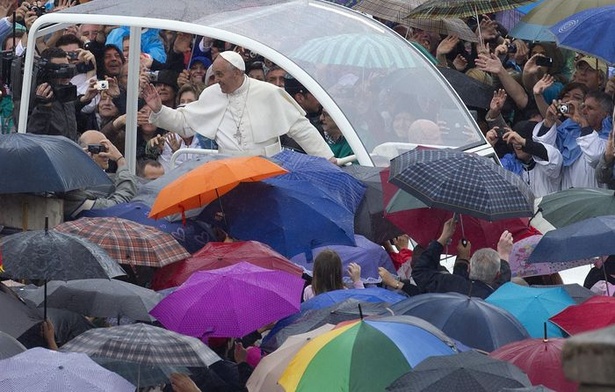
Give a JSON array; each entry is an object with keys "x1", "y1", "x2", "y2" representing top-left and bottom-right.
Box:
[{"x1": 278, "y1": 315, "x2": 459, "y2": 392}]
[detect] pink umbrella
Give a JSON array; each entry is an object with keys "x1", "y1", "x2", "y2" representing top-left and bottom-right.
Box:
[
  {"x1": 509, "y1": 235, "x2": 597, "y2": 278},
  {"x1": 150, "y1": 262, "x2": 305, "y2": 338}
]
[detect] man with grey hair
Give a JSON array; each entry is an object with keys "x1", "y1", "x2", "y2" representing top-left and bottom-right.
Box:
[
  {"x1": 411, "y1": 217, "x2": 512, "y2": 299},
  {"x1": 142, "y1": 50, "x2": 333, "y2": 159}
]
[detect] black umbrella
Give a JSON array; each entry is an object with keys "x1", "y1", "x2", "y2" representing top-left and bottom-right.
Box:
[
  {"x1": 0, "y1": 291, "x2": 43, "y2": 339},
  {"x1": 0, "y1": 331, "x2": 26, "y2": 360},
  {"x1": 438, "y1": 66, "x2": 496, "y2": 110},
  {"x1": 387, "y1": 351, "x2": 532, "y2": 392},
  {"x1": 0, "y1": 133, "x2": 112, "y2": 194},
  {"x1": 342, "y1": 165, "x2": 403, "y2": 244}
]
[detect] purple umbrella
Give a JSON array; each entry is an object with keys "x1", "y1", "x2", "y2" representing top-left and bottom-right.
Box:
[
  {"x1": 290, "y1": 235, "x2": 396, "y2": 284},
  {"x1": 150, "y1": 262, "x2": 305, "y2": 338}
]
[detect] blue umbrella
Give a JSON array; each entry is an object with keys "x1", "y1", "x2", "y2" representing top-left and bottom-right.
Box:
[
  {"x1": 199, "y1": 178, "x2": 356, "y2": 259},
  {"x1": 271, "y1": 149, "x2": 366, "y2": 214},
  {"x1": 82, "y1": 202, "x2": 215, "y2": 253},
  {"x1": 549, "y1": 5, "x2": 615, "y2": 65},
  {"x1": 291, "y1": 234, "x2": 396, "y2": 283},
  {"x1": 301, "y1": 287, "x2": 406, "y2": 311},
  {"x1": 389, "y1": 292, "x2": 530, "y2": 352},
  {"x1": 486, "y1": 283, "x2": 575, "y2": 339},
  {"x1": 528, "y1": 216, "x2": 615, "y2": 264}
]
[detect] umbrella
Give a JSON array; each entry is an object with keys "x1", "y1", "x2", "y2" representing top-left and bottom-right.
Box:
[
  {"x1": 501, "y1": 387, "x2": 556, "y2": 392},
  {"x1": 0, "y1": 291, "x2": 42, "y2": 339},
  {"x1": 60, "y1": 323, "x2": 221, "y2": 387},
  {"x1": 486, "y1": 282, "x2": 575, "y2": 338},
  {"x1": 406, "y1": 0, "x2": 536, "y2": 19},
  {"x1": 389, "y1": 149, "x2": 535, "y2": 221},
  {"x1": 260, "y1": 298, "x2": 393, "y2": 353},
  {"x1": 55, "y1": 217, "x2": 190, "y2": 267},
  {"x1": 290, "y1": 33, "x2": 418, "y2": 69},
  {"x1": 301, "y1": 287, "x2": 407, "y2": 311},
  {"x1": 0, "y1": 347, "x2": 135, "y2": 392},
  {"x1": 509, "y1": 0, "x2": 615, "y2": 42},
  {"x1": 290, "y1": 235, "x2": 397, "y2": 283},
  {"x1": 150, "y1": 262, "x2": 305, "y2": 338},
  {"x1": 389, "y1": 293, "x2": 530, "y2": 352},
  {"x1": 151, "y1": 240, "x2": 303, "y2": 291},
  {"x1": 406, "y1": 18, "x2": 479, "y2": 43},
  {"x1": 490, "y1": 337, "x2": 577, "y2": 392},
  {"x1": 550, "y1": 296, "x2": 615, "y2": 335},
  {"x1": 0, "y1": 133, "x2": 112, "y2": 194},
  {"x1": 527, "y1": 216, "x2": 615, "y2": 264},
  {"x1": 246, "y1": 324, "x2": 335, "y2": 392},
  {"x1": 387, "y1": 350, "x2": 532, "y2": 392},
  {"x1": 538, "y1": 188, "x2": 615, "y2": 229},
  {"x1": 509, "y1": 235, "x2": 597, "y2": 278},
  {"x1": 271, "y1": 149, "x2": 366, "y2": 215},
  {"x1": 199, "y1": 179, "x2": 357, "y2": 259},
  {"x1": 352, "y1": 0, "x2": 424, "y2": 24},
  {"x1": 149, "y1": 155, "x2": 288, "y2": 220},
  {"x1": 17, "y1": 279, "x2": 163, "y2": 322},
  {"x1": 549, "y1": 6, "x2": 615, "y2": 64},
  {"x1": 0, "y1": 331, "x2": 26, "y2": 360},
  {"x1": 532, "y1": 283, "x2": 596, "y2": 305},
  {"x1": 278, "y1": 315, "x2": 460, "y2": 392},
  {"x1": 437, "y1": 66, "x2": 495, "y2": 109},
  {"x1": 82, "y1": 201, "x2": 216, "y2": 253},
  {"x1": 342, "y1": 165, "x2": 403, "y2": 244}
]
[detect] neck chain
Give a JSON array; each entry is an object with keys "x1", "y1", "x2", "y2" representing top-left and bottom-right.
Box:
[{"x1": 227, "y1": 78, "x2": 250, "y2": 145}]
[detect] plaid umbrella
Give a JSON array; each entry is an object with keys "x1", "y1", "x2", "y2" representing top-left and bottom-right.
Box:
[
  {"x1": 352, "y1": 0, "x2": 424, "y2": 23},
  {"x1": 406, "y1": 17, "x2": 479, "y2": 42},
  {"x1": 55, "y1": 217, "x2": 190, "y2": 267},
  {"x1": 388, "y1": 149, "x2": 535, "y2": 221},
  {"x1": 406, "y1": 0, "x2": 537, "y2": 19},
  {"x1": 60, "y1": 323, "x2": 221, "y2": 387}
]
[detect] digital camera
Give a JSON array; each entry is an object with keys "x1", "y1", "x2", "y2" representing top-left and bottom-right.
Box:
[
  {"x1": 95, "y1": 80, "x2": 109, "y2": 90},
  {"x1": 557, "y1": 103, "x2": 570, "y2": 116},
  {"x1": 87, "y1": 144, "x2": 107, "y2": 154}
]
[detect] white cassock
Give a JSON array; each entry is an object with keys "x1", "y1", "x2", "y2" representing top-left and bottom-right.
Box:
[
  {"x1": 149, "y1": 76, "x2": 333, "y2": 158},
  {"x1": 520, "y1": 143, "x2": 562, "y2": 198}
]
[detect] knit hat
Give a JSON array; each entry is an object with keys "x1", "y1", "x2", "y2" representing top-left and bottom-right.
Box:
[{"x1": 219, "y1": 51, "x2": 245, "y2": 71}]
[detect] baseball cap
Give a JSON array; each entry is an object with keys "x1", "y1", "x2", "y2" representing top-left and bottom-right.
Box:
[
  {"x1": 189, "y1": 56, "x2": 212, "y2": 69},
  {"x1": 576, "y1": 56, "x2": 608, "y2": 75}
]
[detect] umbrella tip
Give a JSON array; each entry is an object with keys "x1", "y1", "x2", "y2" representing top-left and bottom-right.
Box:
[{"x1": 358, "y1": 303, "x2": 363, "y2": 320}]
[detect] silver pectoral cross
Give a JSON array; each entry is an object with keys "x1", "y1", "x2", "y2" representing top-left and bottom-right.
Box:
[{"x1": 233, "y1": 126, "x2": 242, "y2": 144}]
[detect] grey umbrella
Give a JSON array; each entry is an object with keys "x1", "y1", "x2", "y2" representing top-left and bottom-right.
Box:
[
  {"x1": 0, "y1": 331, "x2": 26, "y2": 360},
  {"x1": 18, "y1": 279, "x2": 163, "y2": 322},
  {"x1": 0, "y1": 291, "x2": 43, "y2": 339}
]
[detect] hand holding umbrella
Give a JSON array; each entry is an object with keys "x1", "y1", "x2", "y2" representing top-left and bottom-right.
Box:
[
  {"x1": 437, "y1": 217, "x2": 458, "y2": 247},
  {"x1": 498, "y1": 230, "x2": 514, "y2": 262}
]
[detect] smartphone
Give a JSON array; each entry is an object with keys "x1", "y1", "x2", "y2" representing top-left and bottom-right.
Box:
[
  {"x1": 87, "y1": 144, "x2": 106, "y2": 154},
  {"x1": 535, "y1": 56, "x2": 553, "y2": 67}
]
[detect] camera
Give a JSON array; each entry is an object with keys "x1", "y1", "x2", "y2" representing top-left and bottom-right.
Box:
[
  {"x1": 496, "y1": 127, "x2": 507, "y2": 139},
  {"x1": 535, "y1": 56, "x2": 553, "y2": 67},
  {"x1": 87, "y1": 144, "x2": 107, "y2": 154},
  {"x1": 146, "y1": 71, "x2": 159, "y2": 82},
  {"x1": 557, "y1": 103, "x2": 570, "y2": 115},
  {"x1": 35, "y1": 58, "x2": 77, "y2": 102},
  {"x1": 27, "y1": 4, "x2": 47, "y2": 17},
  {"x1": 95, "y1": 80, "x2": 109, "y2": 90},
  {"x1": 507, "y1": 43, "x2": 517, "y2": 54},
  {"x1": 66, "y1": 51, "x2": 79, "y2": 61}
]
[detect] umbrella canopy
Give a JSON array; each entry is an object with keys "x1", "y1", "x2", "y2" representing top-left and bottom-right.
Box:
[
  {"x1": 352, "y1": 0, "x2": 424, "y2": 24},
  {"x1": 1, "y1": 229, "x2": 125, "y2": 281},
  {"x1": 0, "y1": 347, "x2": 135, "y2": 392},
  {"x1": 82, "y1": 202, "x2": 215, "y2": 254},
  {"x1": 527, "y1": 216, "x2": 615, "y2": 264},
  {"x1": 0, "y1": 133, "x2": 112, "y2": 194},
  {"x1": 149, "y1": 155, "x2": 288, "y2": 219},
  {"x1": 291, "y1": 33, "x2": 418, "y2": 69},
  {"x1": 549, "y1": 5, "x2": 615, "y2": 64},
  {"x1": 342, "y1": 165, "x2": 403, "y2": 244},
  {"x1": 60, "y1": 323, "x2": 220, "y2": 386},
  {"x1": 509, "y1": 235, "x2": 597, "y2": 278},
  {"x1": 0, "y1": 291, "x2": 43, "y2": 339},
  {"x1": 246, "y1": 324, "x2": 334, "y2": 392},
  {"x1": 290, "y1": 235, "x2": 397, "y2": 283},
  {"x1": 510, "y1": 0, "x2": 615, "y2": 42},
  {"x1": 199, "y1": 179, "x2": 357, "y2": 259},
  {"x1": 151, "y1": 240, "x2": 303, "y2": 291},
  {"x1": 550, "y1": 296, "x2": 615, "y2": 335},
  {"x1": 271, "y1": 150, "x2": 366, "y2": 215},
  {"x1": 387, "y1": 350, "x2": 531, "y2": 392},
  {"x1": 406, "y1": 0, "x2": 535, "y2": 19},
  {"x1": 279, "y1": 315, "x2": 460, "y2": 392},
  {"x1": 389, "y1": 149, "x2": 535, "y2": 221},
  {"x1": 437, "y1": 66, "x2": 495, "y2": 109},
  {"x1": 406, "y1": 18, "x2": 479, "y2": 43},
  {"x1": 18, "y1": 279, "x2": 163, "y2": 322},
  {"x1": 301, "y1": 287, "x2": 407, "y2": 311},
  {"x1": 533, "y1": 283, "x2": 596, "y2": 305},
  {"x1": 0, "y1": 331, "x2": 26, "y2": 360},
  {"x1": 150, "y1": 262, "x2": 305, "y2": 338},
  {"x1": 389, "y1": 293, "x2": 530, "y2": 352},
  {"x1": 486, "y1": 282, "x2": 575, "y2": 338},
  {"x1": 538, "y1": 187, "x2": 615, "y2": 228},
  {"x1": 490, "y1": 337, "x2": 577, "y2": 392},
  {"x1": 55, "y1": 217, "x2": 190, "y2": 267}
]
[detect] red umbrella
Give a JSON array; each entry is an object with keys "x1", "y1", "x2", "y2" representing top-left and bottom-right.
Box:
[
  {"x1": 151, "y1": 241, "x2": 303, "y2": 290},
  {"x1": 380, "y1": 169, "x2": 539, "y2": 255},
  {"x1": 550, "y1": 296, "x2": 615, "y2": 335},
  {"x1": 490, "y1": 337, "x2": 577, "y2": 392}
]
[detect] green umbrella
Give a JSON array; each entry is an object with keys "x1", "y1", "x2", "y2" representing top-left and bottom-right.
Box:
[{"x1": 538, "y1": 187, "x2": 615, "y2": 228}]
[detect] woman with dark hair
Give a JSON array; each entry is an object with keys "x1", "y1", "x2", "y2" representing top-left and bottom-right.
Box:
[{"x1": 302, "y1": 249, "x2": 364, "y2": 301}]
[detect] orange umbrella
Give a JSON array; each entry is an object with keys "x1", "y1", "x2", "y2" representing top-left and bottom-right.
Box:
[{"x1": 149, "y1": 156, "x2": 288, "y2": 219}]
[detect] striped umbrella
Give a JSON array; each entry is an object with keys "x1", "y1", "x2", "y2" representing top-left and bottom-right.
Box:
[
  {"x1": 278, "y1": 315, "x2": 459, "y2": 392},
  {"x1": 290, "y1": 33, "x2": 417, "y2": 69}
]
